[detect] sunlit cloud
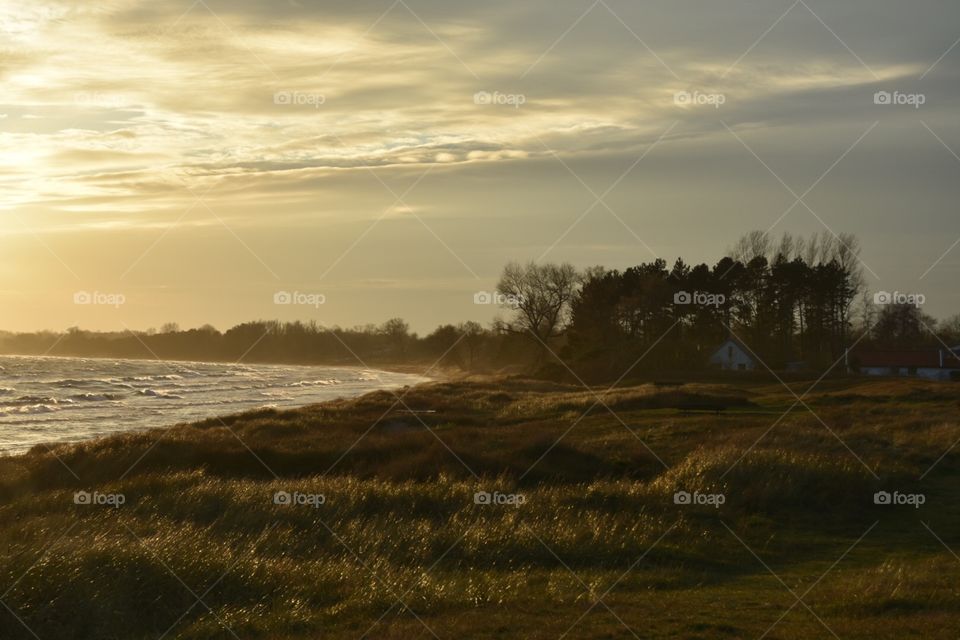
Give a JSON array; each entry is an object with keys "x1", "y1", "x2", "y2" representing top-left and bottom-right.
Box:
[{"x1": 0, "y1": 0, "x2": 958, "y2": 331}]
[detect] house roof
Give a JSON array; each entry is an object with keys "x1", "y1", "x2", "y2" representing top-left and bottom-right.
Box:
[
  {"x1": 855, "y1": 349, "x2": 960, "y2": 369},
  {"x1": 711, "y1": 337, "x2": 755, "y2": 360}
]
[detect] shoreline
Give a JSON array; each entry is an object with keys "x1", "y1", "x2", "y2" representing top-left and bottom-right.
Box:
[
  {"x1": 0, "y1": 350, "x2": 460, "y2": 379},
  {"x1": 0, "y1": 355, "x2": 447, "y2": 457}
]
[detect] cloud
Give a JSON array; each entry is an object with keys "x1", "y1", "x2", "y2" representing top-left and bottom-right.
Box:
[{"x1": 2, "y1": 0, "x2": 960, "y2": 331}]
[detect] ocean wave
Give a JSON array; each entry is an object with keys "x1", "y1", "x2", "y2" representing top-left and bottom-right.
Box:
[
  {"x1": 123, "y1": 374, "x2": 184, "y2": 382},
  {"x1": 71, "y1": 393, "x2": 125, "y2": 402},
  {"x1": 0, "y1": 414, "x2": 104, "y2": 427},
  {"x1": 6, "y1": 395, "x2": 71, "y2": 407},
  {"x1": 50, "y1": 379, "x2": 100, "y2": 388},
  {"x1": 0, "y1": 403, "x2": 60, "y2": 415},
  {"x1": 0, "y1": 387, "x2": 15, "y2": 395},
  {"x1": 137, "y1": 389, "x2": 184, "y2": 399},
  {"x1": 288, "y1": 379, "x2": 340, "y2": 387}
]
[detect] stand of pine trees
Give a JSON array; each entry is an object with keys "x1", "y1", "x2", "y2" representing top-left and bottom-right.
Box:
[{"x1": 566, "y1": 232, "x2": 866, "y2": 374}]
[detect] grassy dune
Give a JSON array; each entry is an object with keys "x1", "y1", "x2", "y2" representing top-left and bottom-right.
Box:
[{"x1": 2, "y1": 377, "x2": 960, "y2": 638}]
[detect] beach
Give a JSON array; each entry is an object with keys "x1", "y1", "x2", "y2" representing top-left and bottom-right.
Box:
[{"x1": 0, "y1": 355, "x2": 430, "y2": 455}]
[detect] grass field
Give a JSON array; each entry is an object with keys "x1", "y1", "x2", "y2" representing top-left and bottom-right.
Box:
[{"x1": 1, "y1": 375, "x2": 959, "y2": 639}]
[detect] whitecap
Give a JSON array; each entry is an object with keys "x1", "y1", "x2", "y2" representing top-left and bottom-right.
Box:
[
  {"x1": 6, "y1": 404, "x2": 60, "y2": 415},
  {"x1": 137, "y1": 389, "x2": 183, "y2": 400},
  {"x1": 71, "y1": 393, "x2": 124, "y2": 402},
  {"x1": 288, "y1": 379, "x2": 340, "y2": 387}
]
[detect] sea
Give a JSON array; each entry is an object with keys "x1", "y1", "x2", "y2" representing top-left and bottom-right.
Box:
[{"x1": 0, "y1": 355, "x2": 428, "y2": 455}]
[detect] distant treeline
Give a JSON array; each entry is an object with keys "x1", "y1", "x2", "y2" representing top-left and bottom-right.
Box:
[
  {"x1": 570, "y1": 231, "x2": 866, "y2": 372},
  {"x1": 494, "y1": 231, "x2": 960, "y2": 379},
  {"x1": 0, "y1": 319, "x2": 529, "y2": 370},
  {"x1": 2, "y1": 231, "x2": 957, "y2": 379}
]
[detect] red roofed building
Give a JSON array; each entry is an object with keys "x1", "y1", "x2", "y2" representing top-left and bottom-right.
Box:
[{"x1": 850, "y1": 347, "x2": 960, "y2": 381}]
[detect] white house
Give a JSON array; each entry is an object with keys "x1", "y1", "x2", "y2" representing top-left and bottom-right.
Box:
[
  {"x1": 709, "y1": 339, "x2": 757, "y2": 371},
  {"x1": 852, "y1": 347, "x2": 960, "y2": 381}
]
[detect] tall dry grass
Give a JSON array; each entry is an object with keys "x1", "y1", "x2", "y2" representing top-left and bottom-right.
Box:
[{"x1": 0, "y1": 377, "x2": 958, "y2": 638}]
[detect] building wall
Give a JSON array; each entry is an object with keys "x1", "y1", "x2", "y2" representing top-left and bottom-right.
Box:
[
  {"x1": 918, "y1": 368, "x2": 960, "y2": 381},
  {"x1": 861, "y1": 366, "x2": 960, "y2": 381},
  {"x1": 709, "y1": 341, "x2": 756, "y2": 371}
]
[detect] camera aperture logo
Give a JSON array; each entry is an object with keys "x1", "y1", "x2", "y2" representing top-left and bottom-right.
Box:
[
  {"x1": 474, "y1": 491, "x2": 526, "y2": 507},
  {"x1": 474, "y1": 291, "x2": 524, "y2": 306},
  {"x1": 873, "y1": 291, "x2": 925, "y2": 307},
  {"x1": 874, "y1": 490, "x2": 925, "y2": 509},
  {"x1": 74, "y1": 291, "x2": 126, "y2": 308},
  {"x1": 74, "y1": 92, "x2": 125, "y2": 109},
  {"x1": 674, "y1": 291, "x2": 726, "y2": 308},
  {"x1": 274, "y1": 291, "x2": 326, "y2": 308},
  {"x1": 273, "y1": 90, "x2": 325, "y2": 108},
  {"x1": 674, "y1": 90, "x2": 725, "y2": 108},
  {"x1": 74, "y1": 491, "x2": 126, "y2": 508},
  {"x1": 273, "y1": 490, "x2": 326, "y2": 508},
  {"x1": 673, "y1": 490, "x2": 726, "y2": 509},
  {"x1": 873, "y1": 91, "x2": 925, "y2": 109},
  {"x1": 473, "y1": 91, "x2": 526, "y2": 109}
]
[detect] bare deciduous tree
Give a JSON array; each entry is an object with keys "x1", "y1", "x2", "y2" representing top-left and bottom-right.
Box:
[
  {"x1": 731, "y1": 230, "x2": 772, "y2": 263},
  {"x1": 496, "y1": 261, "x2": 580, "y2": 348}
]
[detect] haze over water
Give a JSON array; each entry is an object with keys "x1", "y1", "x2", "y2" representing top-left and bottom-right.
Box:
[{"x1": 0, "y1": 355, "x2": 427, "y2": 455}]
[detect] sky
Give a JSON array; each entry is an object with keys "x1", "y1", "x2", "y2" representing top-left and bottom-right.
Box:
[{"x1": 1, "y1": 0, "x2": 958, "y2": 335}]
